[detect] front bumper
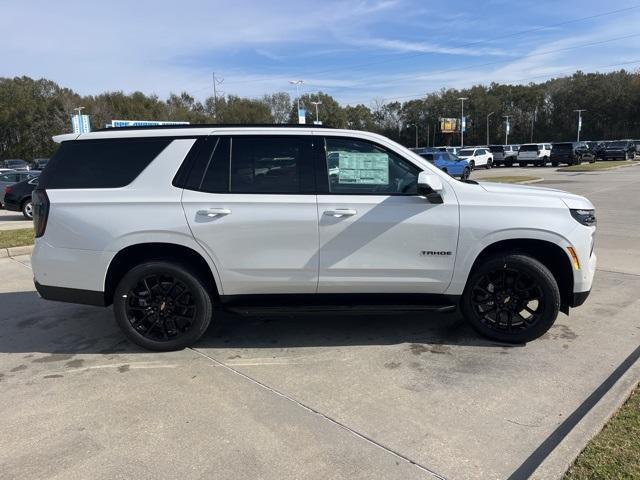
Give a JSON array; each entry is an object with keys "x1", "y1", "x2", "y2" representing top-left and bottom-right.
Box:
[{"x1": 570, "y1": 290, "x2": 591, "y2": 307}]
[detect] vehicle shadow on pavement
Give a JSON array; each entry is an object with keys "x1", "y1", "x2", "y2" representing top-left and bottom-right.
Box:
[{"x1": 0, "y1": 291, "x2": 521, "y2": 354}]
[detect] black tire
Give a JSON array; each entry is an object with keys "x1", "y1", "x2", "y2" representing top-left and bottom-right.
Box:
[
  {"x1": 519, "y1": 162, "x2": 527, "y2": 167},
  {"x1": 469, "y1": 160, "x2": 475, "y2": 170},
  {"x1": 485, "y1": 159, "x2": 493, "y2": 169},
  {"x1": 460, "y1": 254, "x2": 560, "y2": 343},
  {"x1": 21, "y1": 198, "x2": 33, "y2": 219},
  {"x1": 551, "y1": 161, "x2": 559, "y2": 167},
  {"x1": 113, "y1": 261, "x2": 213, "y2": 351},
  {"x1": 461, "y1": 167, "x2": 470, "y2": 181},
  {"x1": 506, "y1": 161, "x2": 513, "y2": 168}
]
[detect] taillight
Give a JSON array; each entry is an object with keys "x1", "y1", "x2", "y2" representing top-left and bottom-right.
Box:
[
  {"x1": 4, "y1": 186, "x2": 11, "y2": 194},
  {"x1": 32, "y1": 189, "x2": 50, "y2": 238}
]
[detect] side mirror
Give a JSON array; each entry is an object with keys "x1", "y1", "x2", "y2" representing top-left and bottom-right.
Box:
[{"x1": 417, "y1": 172, "x2": 444, "y2": 204}]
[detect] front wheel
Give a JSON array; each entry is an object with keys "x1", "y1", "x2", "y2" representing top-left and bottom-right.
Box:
[
  {"x1": 460, "y1": 254, "x2": 560, "y2": 343},
  {"x1": 21, "y1": 198, "x2": 33, "y2": 219},
  {"x1": 113, "y1": 261, "x2": 213, "y2": 351},
  {"x1": 469, "y1": 160, "x2": 475, "y2": 170},
  {"x1": 461, "y1": 167, "x2": 470, "y2": 181}
]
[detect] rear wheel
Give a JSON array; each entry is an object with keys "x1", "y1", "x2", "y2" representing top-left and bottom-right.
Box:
[
  {"x1": 519, "y1": 162, "x2": 527, "y2": 167},
  {"x1": 113, "y1": 261, "x2": 213, "y2": 351},
  {"x1": 551, "y1": 161, "x2": 559, "y2": 167},
  {"x1": 485, "y1": 159, "x2": 493, "y2": 169},
  {"x1": 21, "y1": 198, "x2": 33, "y2": 219},
  {"x1": 460, "y1": 254, "x2": 560, "y2": 343}
]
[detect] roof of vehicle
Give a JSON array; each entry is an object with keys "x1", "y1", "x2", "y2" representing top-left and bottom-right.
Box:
[{"x1": 52, "y1": 125, "x2": 372, "y2": 144}]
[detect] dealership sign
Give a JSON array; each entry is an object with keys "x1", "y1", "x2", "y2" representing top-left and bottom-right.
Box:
[
  {"x1": 106, "y1": 120, "x2": 190, "y2": 128},
  {"x1": 71, "y1": 114, "x2": 91, "y2": 134},
  {"x1": 439, "y1": 117, "x2": 459, "y2": 133}
]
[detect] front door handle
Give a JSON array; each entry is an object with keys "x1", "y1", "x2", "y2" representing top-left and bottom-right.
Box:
[
  {"x1": 324, "y1": 209, "x2": 357, "y2": 218},
  {"x1": 197, "y1": 208, "x2": 231, "y2": 217}
]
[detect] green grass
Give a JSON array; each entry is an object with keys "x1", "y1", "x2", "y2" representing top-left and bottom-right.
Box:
[
  {"x1": 0, "y1": 228, "x2": 34, "y2": 249},
  {"x1": 564, "y1": 386, "x2": 640, "y2": 479},
  {"x1": 557, "y1": 160, "x2": 635, "y2": 172},
  {"x1": 478, "y1": 175, "x2": 542, "y2": 184}
]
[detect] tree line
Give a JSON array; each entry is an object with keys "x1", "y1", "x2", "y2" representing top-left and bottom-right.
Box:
[{"x1": 1, "y1": 69, "x2": 639, "y2": 160}]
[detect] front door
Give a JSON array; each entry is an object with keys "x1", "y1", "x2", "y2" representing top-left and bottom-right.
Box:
[
  {"x1": 181, "y1": 134, "x2": 319, "y2": 296},
  {"x1": 316, "y1": 136, "x2": 459, "y2": 294}
]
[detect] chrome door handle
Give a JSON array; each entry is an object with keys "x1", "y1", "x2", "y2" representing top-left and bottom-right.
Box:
[
  {"x1": 324, "y1": 209, "x2": 357, "y2": 218},
  {"x1": 197, "y1": 208, "x2": 231, "y2": 217}
]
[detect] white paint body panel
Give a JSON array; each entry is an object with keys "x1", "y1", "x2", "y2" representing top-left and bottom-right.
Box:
[{"x1": 33, "y1": 127, "x2": 596, "y2": 303}]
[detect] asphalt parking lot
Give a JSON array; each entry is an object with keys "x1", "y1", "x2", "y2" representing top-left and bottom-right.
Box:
[{"x1": 1, "y1": 165, "x2": 639, "y2": 480}]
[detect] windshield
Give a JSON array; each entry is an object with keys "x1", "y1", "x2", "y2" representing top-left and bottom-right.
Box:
[
  {"x1": 458, "y1": 149, "x2": 474, "y2": 156},
  {"x1": 552, "y1": 143, "x2": 573, "y2": 150},
  {"x1": 519, "y1": 144, "x2": 538, "y2": 151}
]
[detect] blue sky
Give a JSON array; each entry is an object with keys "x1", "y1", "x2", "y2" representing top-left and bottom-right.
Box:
[{"x1": 2, "y1": 0, "x2": 640, "y2": 105}]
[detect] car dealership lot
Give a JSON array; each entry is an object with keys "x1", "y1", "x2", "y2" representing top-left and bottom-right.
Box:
[{"x1": 1, "y1": 166, "x2": 639, "y2": 480}]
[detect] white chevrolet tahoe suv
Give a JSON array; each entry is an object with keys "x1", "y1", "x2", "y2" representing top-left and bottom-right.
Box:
[{"x1": 31, "y1": 126, "x2": 597, "y2": 351}]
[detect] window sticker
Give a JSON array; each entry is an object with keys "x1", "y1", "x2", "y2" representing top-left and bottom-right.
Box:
[{"x1": 336, "y1": 152, "x2": 389, "y2": 185}]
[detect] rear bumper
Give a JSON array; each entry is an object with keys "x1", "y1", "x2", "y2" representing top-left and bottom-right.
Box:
[
  {"x1": 3, "y1": 199, "x2": 21, "y2": 211},
  {"x1": 34, "y1": 280, "x2": 106, "y2": 306}
]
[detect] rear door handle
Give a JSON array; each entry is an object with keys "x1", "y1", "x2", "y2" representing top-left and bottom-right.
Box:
[
  {"x1": 197, "y1": 208, "x2": 231, "y2": 217},
  {"x1": 324, "y1": 209, "x2": 357, "y2": 218}
]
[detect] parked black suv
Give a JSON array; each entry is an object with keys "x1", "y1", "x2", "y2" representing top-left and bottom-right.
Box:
[
  {"x1": 600, "y1": 140, "x2": 636, "y2": 160},
  {"x1": 549, "y1": 142, "x2": 595, "y2": 166}
]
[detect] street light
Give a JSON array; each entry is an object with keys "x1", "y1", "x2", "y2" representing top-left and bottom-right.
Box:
[
  {"x1": 574, "y1": 109, "x2": 586, "y2": 142},
  {"x1": 486, "y1": 112, "x2": 494, "y2": 146},
  {"x1": 408, "y1": 124, "x2": 419, "y2": 148},
  {"x1": 458, "y1": 97, "x2": 468, "y2": 147},
  {"x1": 311, "y1": 100, "x2": 322, "y2": 125},
  {"x1": 288, "y1": 80, "x2": 304, "y2": 113},
  {"x1": 503, "y1": 115, "x2": 511, "y2": 145}
]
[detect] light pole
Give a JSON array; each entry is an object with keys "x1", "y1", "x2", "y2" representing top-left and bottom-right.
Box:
[
  {"x1": 311, "y1": 101, "x2": 322, "y2": 124},
  {"x1": 486, "y1": 112, "x2": 494, "y2": 146},
  {"x1": 574, "y1": 109, "x2": 586, "y2": 141},
  {"x1": 458, "y1": 97, "x2": 468, "y2": 147},
  {"x1": 407, "y1": 124, "x2": 418, "y2": 148},
  {"x1": 503, "y1": 115, "x2": 511, "y2": 145},
  {"x1": 289, "y1": 80, "x2": 304, "y2": 121}
]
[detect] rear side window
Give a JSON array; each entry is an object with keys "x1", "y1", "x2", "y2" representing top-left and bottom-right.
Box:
[
  {"x1": 519, "y1": 144, "x2": 537, "y2": 151},
  {"x1": 38, "y1": 138, "x2": 172, "y2": 189}
]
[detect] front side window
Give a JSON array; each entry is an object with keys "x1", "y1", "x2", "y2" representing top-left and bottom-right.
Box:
[{"x1": 324, "y1": 137, "x2": 419, "y2": 195}]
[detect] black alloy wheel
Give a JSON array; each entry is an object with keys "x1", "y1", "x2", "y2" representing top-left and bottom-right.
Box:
[
  {"x1": 114, "y1": 261, "x2": 212, "y2": 351},
  {"x1": 461, "y1": 254, "x2": 560, "y2": 343}
]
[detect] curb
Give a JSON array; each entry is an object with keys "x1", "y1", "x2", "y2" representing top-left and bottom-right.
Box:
[
  {"x1": 0, "y1": 244, "x2": 34, "y2": 258},
  {"x1": 556, "y1": 161, "x2": 640, "y2": 173}
]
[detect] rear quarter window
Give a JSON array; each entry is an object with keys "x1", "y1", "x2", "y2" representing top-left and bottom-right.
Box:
[{"x1": 38, "y1": 138, "x2": 172, "y2": 189}]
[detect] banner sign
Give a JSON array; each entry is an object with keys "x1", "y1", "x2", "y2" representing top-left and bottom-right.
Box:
[
  {"x1": 337, "y1": 152, "x2": 389, "y2": 185},
  {"x1": 71, "y1": 114, "x2": 91, "y2": 133},
  {"x1": 298, "y1": 108, "x2": 306, "y2": 124}
]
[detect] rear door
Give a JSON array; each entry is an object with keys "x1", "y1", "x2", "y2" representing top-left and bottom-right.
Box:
[
  {"x1": 181, "y1": 134, "x2": 319, "y2": 296},
  {"x1": 315, "y1": 135, "x2": 459, "y2": 294}
]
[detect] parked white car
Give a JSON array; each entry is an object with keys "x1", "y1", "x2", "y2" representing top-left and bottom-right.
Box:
[
  {"x1": 456, "y1": 147, "x2": 493, "y2": 169},
  {"x1": 32, "y1": 126, "x2": 596, "y2": 350},
  {"x1": 517, "y1": 143, "x2": 552, "y2": 167}
]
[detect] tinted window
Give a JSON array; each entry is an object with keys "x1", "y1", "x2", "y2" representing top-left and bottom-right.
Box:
[
  {"x1": 519, "y1": 144, "x2": 538, "y2": 151},
  {"x1": 39, "y1": 138, "x2": 172, "y2": 189},
  {"x1": 189, "y1": 136, "x2": 231, "y2": 193},
  {"x1": 420, "y1": 153, "x2": 435, "y2": 163},
  {"x1": 0, "y1": 173, "x2": 19, "y2": 182},
  {"x1": 228, "y1": 136, "x2": 309, "y2": 194},
  {"x1": 458, "y1": 149, "x2": 474, "y2": 156},
  {"x1": 325, "y1": 137, "x2": 419, "y2": 195},
  {"x1": 553, "y1": 143, "x2": 573, "y2": 151}
]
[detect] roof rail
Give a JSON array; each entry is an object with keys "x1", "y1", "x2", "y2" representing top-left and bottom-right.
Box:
[{"x1": 94, "y1": 123, "x2": 336, "y2": 132}]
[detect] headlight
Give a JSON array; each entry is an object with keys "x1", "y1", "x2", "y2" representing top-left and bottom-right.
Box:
[{"x1": 570, "y1": 209, "x2": 596, "y2": 227}]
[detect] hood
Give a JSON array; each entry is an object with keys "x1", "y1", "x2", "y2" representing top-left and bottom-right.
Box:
[{"x1": 480, "y1": 182, "x2": 594, "y2": 210}]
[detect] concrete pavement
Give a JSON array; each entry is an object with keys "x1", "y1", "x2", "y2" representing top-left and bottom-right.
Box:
[
  {"x1": 0, "y1": 208, "x2": 31, "y2": 231},
  {"x1": 0, "y1": 166, "x2": 639, "y2": 479}
]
